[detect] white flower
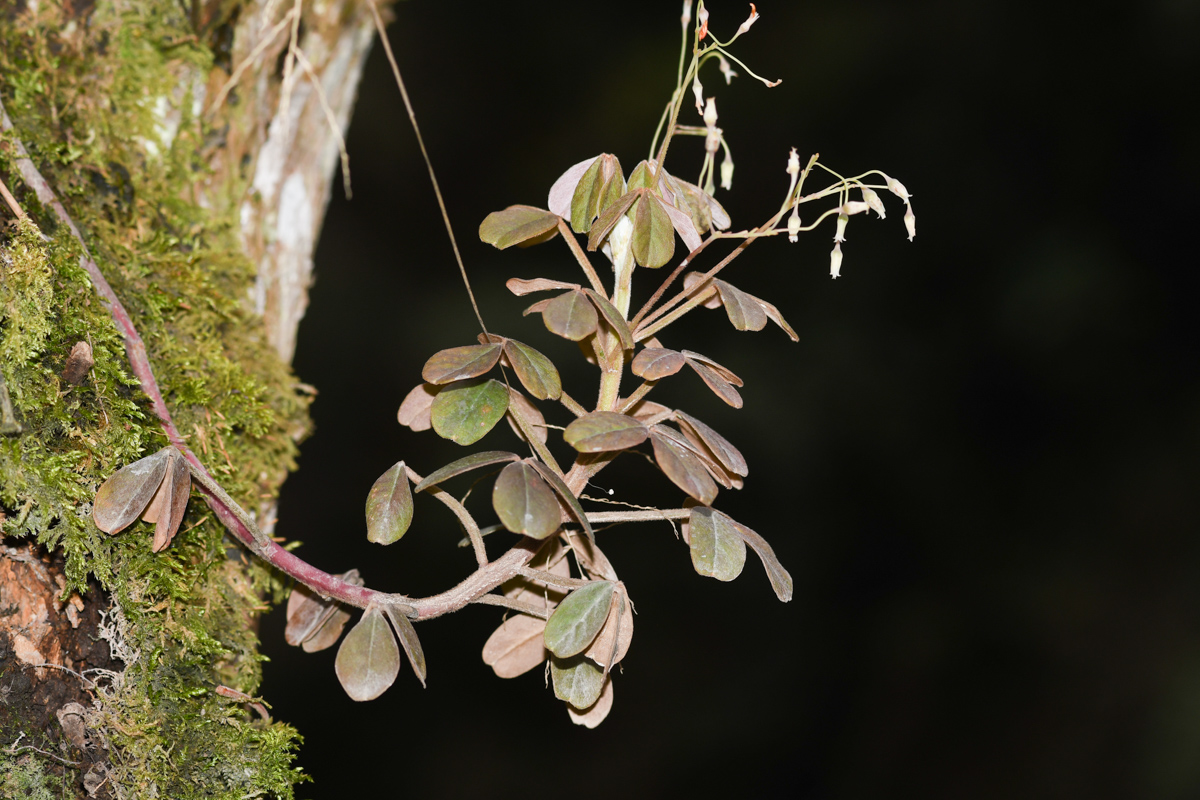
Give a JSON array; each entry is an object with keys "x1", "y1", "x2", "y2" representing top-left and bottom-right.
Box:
[
  {"x1": 703, "y1": 97, "x2": 718, "y2": 129},
  {"x1": 834, "y1": 213, "x2": 848, "y2": 243},
  {"x1": 787, "y1": 205, "x2": 800, "y2": 242},
  {"x1": 904, "y1": 202, "x2": 916, "y2": 241},
  {"x1": 842, "y1": 201, "x2": 869, "y2": 216},
  {"x1": 718, "y1": 54, "x2": 739, "y2": 85},
  {"x1": 861, "y1": 186, "x2": 886, "y2": 219},
  {"x1": 830, "y1": 242, "x2": 843, "y2": 279},
  {"x1": 736, "y1": 3, "x2": 759, "y2": 36},
  {"x1": 720, "y1": 156, "x2": 734, "y2": 190},
  {"x1": 886, "y1": 176, "x2": 910, "y2": 200}
]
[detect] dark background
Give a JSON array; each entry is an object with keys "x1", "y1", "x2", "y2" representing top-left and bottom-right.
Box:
[{"x1": 258, "y1": 1, "x2": 1200, "y2": 798}]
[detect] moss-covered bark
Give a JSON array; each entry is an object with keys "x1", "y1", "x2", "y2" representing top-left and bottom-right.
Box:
[{"x1": 0, "y1": 0, "x2": 374, "y2": 796}]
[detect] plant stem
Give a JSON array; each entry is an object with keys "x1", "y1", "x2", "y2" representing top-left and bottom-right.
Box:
[{"x1": 557, "y1": 218, "x2": 607, "y2": 296}]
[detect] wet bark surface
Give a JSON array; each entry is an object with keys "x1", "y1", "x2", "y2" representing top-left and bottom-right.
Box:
[{"x1": 1, "y1": 540, "x2": 120, "y2": 798}]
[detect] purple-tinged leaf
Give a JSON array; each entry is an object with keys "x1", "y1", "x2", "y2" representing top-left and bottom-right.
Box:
[
  {"x1": 729, "y1": 517, "x2": 794, "y2": 602},
  {"x1": 563, "y1": 411, "x2": 649, "y2": 453},
  {"x1": 586, "y1": 190, "x2": 638, "y2": 252},
  {"x1": 715, "y1": 280, "x2": 769, "y2": 332},
  {"x1": 142, "y1": 448, "x2": 191, "y2": 552},
  {"x1": 335, "y1": 607, "x2": 401, "y2": 702},
  {"x1": 397, "y1": 383, "x2": 439, "y2": 432},
  {"x1": 506, "y1": 277, "x2": 579, "y2": 296},
  {"x1": 584, "y1": 585, "x2": 633, "y2": 669},
  {"x1": 93, "y1": 446, "x2": 171, "y2": 535},
  {"x1": 506, "y1": 388, "x2": 548, "y2": 445},
  {"x1": 365, "y1": 461, "x2": 414, "y2": 545},
  {"x1": 528, "y1": 459, "x2": 595, "y2": 545},
  {"x1": 286, "y1": 569, "x2": 362, "y2": 652},
  {"x1": 544, "y1": 580, "x2": 614, "y2": 657},
  {"x1": 653, "y1": 424, "x2": 736, "y2": 490},
  {"x1": 630, "y1": 347, "x2": 685, "y2": 380},
  {"x1": 503, "y1": 339, "x2": 562, "y2": 400},
  {"x1": 413, "y1": 450, "x2": 520, "y2": 494},
  {"x1": 625, "y1": 398, "x2": 674, "y2": 426},
  {"x1": 674, "y1": 410, "x2": 748, "y2": 477},
  {"x1": 650, "y1": 428, "x2": 719, "y2": 505},
  {"x1": 551, "y1": 655, "x2": 606, "y2": 710},
  {"x1": 384, "y1": 605, "x2": 427, "y2": 688},
  {"x1": 687, "y1": 507, "x2": 747, "y2": 582},
  {"x1": 543, "y1": 290, "x2": 599, "y2": 341},
  {"x1": 684, "y1": 359, "x2": 743, "y2": 409},
  {"x1": 421, "y1": 343, "x2": 502, "y2": 385},
  {"x1": 523, "y1": 298, "x2": 553, "y2": 316},
  {"x1": 582, "y1": 289, "x2": 633, "y2": 351},
  {"x1": 661, "y1": 199, "x2": 703, "y2": 253},
  {"x1": 479, "y1": 205, "x2": 561, "y2": 249},
  {"x1": 430, "y1": 379, "x2": 510, "y2": 446},
  {"x1": 680, "y1": 350, "x2": 743, "y2": 386},
  {"x1": 760, "y1": 297, "x2": 799, "y2": 341},
  {"x1": 493, "y1": 461, "x2": 561, "y2": 539},
  {"x1": 483, "y1": 613, "x2": 548, "y2": 678},
  {"x1": 683, "y1": 272, "x2": 723, "y2": 309}
]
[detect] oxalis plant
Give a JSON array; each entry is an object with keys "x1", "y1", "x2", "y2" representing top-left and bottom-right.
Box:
[{"x1": 83, "y1": 0, "x2": 915, "y2": 728}]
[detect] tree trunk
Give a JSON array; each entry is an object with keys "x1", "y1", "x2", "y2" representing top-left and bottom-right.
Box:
[{"x1": 0, "y1": 0, "x2": 379, "y2": 796}]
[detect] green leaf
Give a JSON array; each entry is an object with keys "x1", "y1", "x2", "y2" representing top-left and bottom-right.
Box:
[
  {"x1": 674, "y1": 411, "x2": 748, "y2": 477},
  {"x1": 631, "y1": 194, "x2": 675, "y2": 268},
  {"x1": 479, "y1": 205, "x2": 561, "y2": 249},
  {"x1": 93, "y1": 446, "x2": 171, "y2": 534},
  {"x1": 365, "y1": 461, "x2": 414, "y2": 545},
  {"x1": 528, "y1": 460, "x2": 595, "y2": 545},
  {"x1": 421, "y1": 343, "x2": 502, "y2": 385},
  {"x1": 715, "y1": 280, "x2": 769, "y2": 332},
  {"x1": 551, "y1": 655, "x2": 607, "y2": 710},
  {"x1": 384, "y1": 605, "x2": 427, "y2": 687},
  {"x1": 570, "y1": 154, "x2": 626, "y2": 233},
  {"x1": 563, "y1": 411, "x2": 649, "y2": 453},
  {"x1": 583, "y1": 289, "x2": 634, "y2": 350},
  {"x1": 335, "y1": 607, "x2": 401, "y2": 702},
  {"x1": 492, "y1": 461, "x2": 562, "y2": 539},
  {"x1": 430, "y1": 379, "x2": 511, "y2": 446},
  {"x1": 544, "y1": 581, "x2": 615, "y2": 657},
  {"x1": 413, "y1": 450, "x2": 520, "y2": 493},
  {"x1": 542, "y1": 290, "x2": 599, "y2": 341},
  {"x1": 630, "y1": 347, "x2": 685, "y2": 380},
  {"x1": 688, "y1": 507, "x2": 747, "y2": 582},
  {"x1": 503, "y1": 339, "x2": 561, "y2": 400},
  {"x1": 650, "y1": 428, "x2": 719, "y2": 505},
  {"x1": 728, "y1": 518, "x2": 794, "y2": 602},
  {"x1": 626, "y1": 160, "x2": 655, "y2": 191}
]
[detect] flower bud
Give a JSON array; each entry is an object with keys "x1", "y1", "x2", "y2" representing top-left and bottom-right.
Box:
[
  {"x1": 886, "y1": 176, "x2": 910, "y2": 200},
  {"x1": 681, "y1": 0, "x2": 693, "y2": 27},
  {"x1": 736, "y1": 3, "x2": 759, "y2": 36},
  {"x1": 720, "y1": 156, "x2": 734, "y2": 190},
  {"x1": 861, "y1": 186, "x2": 886, "y2": 219},
  {"x1": 703, "y1": 97, "x2": 718, "y2": 129},
  {"x1": 834, "y1": 213, "x2": 848, "y2": 243},
  {"x1": 705, "y1": 130, "x2": 721, "y2": 154},
  {"x1": 698, "y1": 6, "x2": 710, "y2": 40},
  {"x1": 787, "y1": 205, "x2": 800, "y2": 243},
  {"x1": 830, "y1": 242, "x2": 843, "y2": 279},
  {"x1": 693, "y1": 71, "x2": 704, "y2": 114},
  {"x1": 718, "y1": 54, "x2": 739, "y2": 85},
  {"x1": 786, "y1": 147, "x2": 800, "y2": 176},
  {"x1": 842, "y1": 201, "x2": 869, "y2": 216},
  {"x1": 904, "y1": 202, "x2": 916, "y2": 241}
]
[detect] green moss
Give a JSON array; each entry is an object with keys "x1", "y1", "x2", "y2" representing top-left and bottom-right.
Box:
[
  {"x1": 0, "y1": 751, "x2": 66, "y2": 799},
  {"x1": 1, "y1": 2, "x2": 313, "y2": 797}
]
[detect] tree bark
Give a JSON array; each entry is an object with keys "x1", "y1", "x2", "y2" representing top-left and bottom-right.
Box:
[{"x1": 0, "y1": 0, "x2": 381, "y2": 796}]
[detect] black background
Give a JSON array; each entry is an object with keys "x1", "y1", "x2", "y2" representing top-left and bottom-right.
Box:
[{"x1": 259, "y1": 1, "x2": 1200, "y2": 797}]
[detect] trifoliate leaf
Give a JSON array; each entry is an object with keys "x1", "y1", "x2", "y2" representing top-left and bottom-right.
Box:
[
  {"x1": 93, "y1": 446, "x2": 171, "y2": 535},
  {"x1": 528, "y1": 460, "x2": 595, "y2": 545},
  {"x1": 142, "y1": 447, "x2": 191, "y2": 552}
]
